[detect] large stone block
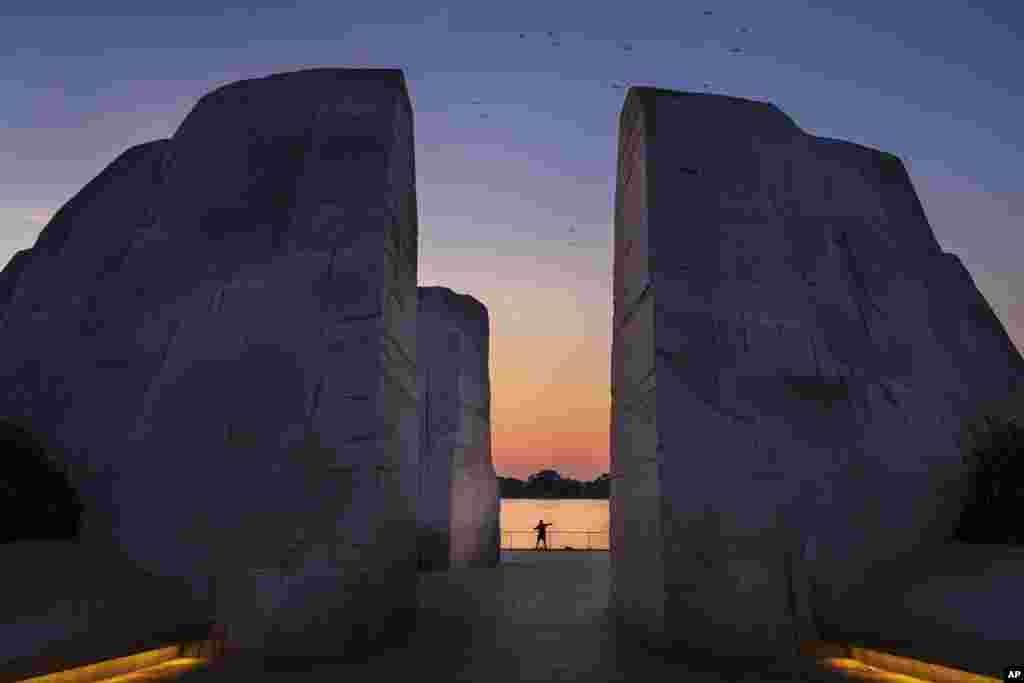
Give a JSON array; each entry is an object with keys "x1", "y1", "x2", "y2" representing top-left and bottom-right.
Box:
[
  {"x1": 417, "y1": 286, "x2": 498, "y2": 571},
  {"x1": 610, "y1": 87, "x2": 1024, "y2": 659},
  {"x1": 0, "y1": 68, "x2": 420, "y2": 658}
]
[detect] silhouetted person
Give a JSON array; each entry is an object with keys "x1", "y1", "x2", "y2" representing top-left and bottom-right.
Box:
[{"x1": 534, "y1": 520, "x2": 552, "y2": 550}]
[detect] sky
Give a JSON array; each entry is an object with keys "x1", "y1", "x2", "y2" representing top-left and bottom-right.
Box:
[{"x1": 2, "y1": 1, "x2": 1021, "y2": 481}]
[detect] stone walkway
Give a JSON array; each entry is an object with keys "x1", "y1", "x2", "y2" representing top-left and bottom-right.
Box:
[{"x1": 177, "y1": 551, "x2": 858, "y2": 682}]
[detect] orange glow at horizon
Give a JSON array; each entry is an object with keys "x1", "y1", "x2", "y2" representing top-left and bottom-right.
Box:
[
  {"x1": 420, "y1": 252, "x2": 614, "y2": 483},
  {"x1": 490, "y1": 331, "x2": 611, "y2": 481}
]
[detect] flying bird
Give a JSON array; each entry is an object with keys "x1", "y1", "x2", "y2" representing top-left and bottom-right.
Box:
[
  {"x1": 520, "y1": 32, "x2": 526, "y2": 38},
  {"x1": 620, "y1": 41, "x2": 633, "y2": 52},
  {"x1": 738, "y1": 26, "x2": 751, "y2": 33},
  {"x1": 704, "y1": 10, "x2": 714, "y2": 15},
  {"x1": 728, "y1": 47, "x2": 743, "y2": 54}
]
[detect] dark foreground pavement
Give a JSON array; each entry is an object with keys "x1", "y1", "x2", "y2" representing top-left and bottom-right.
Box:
[{"x1": 175, "y1": 551, "x2": 856, "y2": 682}]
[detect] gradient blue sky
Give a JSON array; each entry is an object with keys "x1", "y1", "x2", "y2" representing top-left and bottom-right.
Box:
[{"x1": 2, "y1": 0, "x2": 1021, "y2": 480}]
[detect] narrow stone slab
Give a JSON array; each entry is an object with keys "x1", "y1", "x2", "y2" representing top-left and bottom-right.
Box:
[
  {"x1": 610, "y1": 87, "x2": 1024, "y2": 659},
  {"x1": 417, "y1": 286, "x2": 499, "y2": 571}
]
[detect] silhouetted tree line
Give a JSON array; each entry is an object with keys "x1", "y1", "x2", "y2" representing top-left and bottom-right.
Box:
[
  {"x1": 952, "y1": 414, "x2": 1023, "y2": 545},
  {"x1": 1, "y1": 418, "x2": 83, "y2": 544},
  {"x1": 498, "y1": 469, "x2": 610, "y2": 499}
]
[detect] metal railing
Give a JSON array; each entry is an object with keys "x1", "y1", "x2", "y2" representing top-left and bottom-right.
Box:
[{"x1": 500, "y1": 528, "x2": 608, "y2": 550}]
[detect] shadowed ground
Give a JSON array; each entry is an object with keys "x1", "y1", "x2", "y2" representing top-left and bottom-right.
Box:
[{"x1": 178, "y1": 551, "x2": 854, "y2": 682}]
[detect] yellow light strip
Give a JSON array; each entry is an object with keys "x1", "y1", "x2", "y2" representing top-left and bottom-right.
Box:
[
  {"x1": 14, "y1": 643, "x2": 215, "y2": 683},
  {"x1": 803, "y1": 641, "x2": 1000, "y2": 683},
  {"x1": 848, "y1": 647, "x2": 999, "y2": 683},
  {"x1": 80, "y1": 657, "x2": 208, "y2": 683},
  {"x1": 821, "y1": 656, "x2": 938, "y2": 683}
]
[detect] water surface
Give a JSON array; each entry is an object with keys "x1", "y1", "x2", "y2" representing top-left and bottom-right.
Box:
[{"x1": 500, "y1": 499, "x2": 609, "y2": 550}]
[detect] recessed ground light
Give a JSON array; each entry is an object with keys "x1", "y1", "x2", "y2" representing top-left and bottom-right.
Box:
[
  {"x1": 803, "y1": 641, "x2": 1001, "y2": 683},
  {"x1": 10, "y1": 642, "x2": 219, "y2": 683}
]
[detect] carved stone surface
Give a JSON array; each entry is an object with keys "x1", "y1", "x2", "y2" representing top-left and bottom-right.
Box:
[
  {"x1": 0, "y1": 68, "x2": 420, "y2": 658},
  {"x1": 417, "y1": 286, "x2": 498, "y2": 571},
  {"x1": 610, "y1": 87, "x2": 1024, "y2": 658},
  {"x1": 0, "y1": 138, "x2": 172, "y2": 547}
]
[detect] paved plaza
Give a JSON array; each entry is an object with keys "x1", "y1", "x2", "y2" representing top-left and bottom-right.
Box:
[{"x1": 176, "y1": 551, "x2": 857, "y2": 682}]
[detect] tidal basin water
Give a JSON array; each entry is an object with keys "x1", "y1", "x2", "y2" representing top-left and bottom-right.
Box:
[{"x1": 499, "y1": 498, "x2": 609, "y2": 550}]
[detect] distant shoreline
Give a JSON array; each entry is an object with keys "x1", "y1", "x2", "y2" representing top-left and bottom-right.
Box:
[{"x1": 497, "y1": 472, "x2": 610, "y2": 500}]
